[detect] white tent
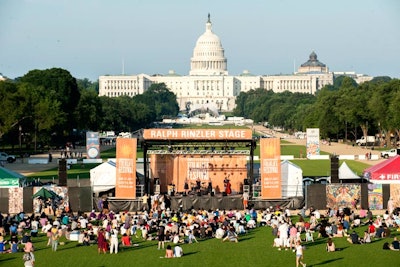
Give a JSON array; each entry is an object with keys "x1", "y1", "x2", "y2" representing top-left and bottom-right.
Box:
[
  {"x1": 90, "y1": 159, "x2": 145, "y2": 195},
  {"x1": 90, "y1": 160, "x2": 117, "y2": 194},
  {"x1": 339, "y1": 162, "x2": 360, "y2": 180},
  {"x1": 281, "y1": 160, "x2": 303, "y2": 198}
]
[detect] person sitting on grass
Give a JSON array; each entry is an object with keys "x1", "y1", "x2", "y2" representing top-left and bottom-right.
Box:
[
  {"x1": 326, "y1": 238, "x2": 336, "y2": 252},
  {"x1": 347, "y1": 231, "x2": 361, "y2": 244},
  {"x1": 363, "y1": 230, "x2": 371, "y2": 244},
  {"x1": 222, "y1": 227, "x2": 238, "y2": 243},
  {"x1": 173, "y1": 244, "x2": 184, "y2": 257},
  {"x1": 165, "y1": 245, "x2": 173, "y2": 258},
  {"x1": 121, "y1": 233, "x2": 131, "y2": 246}
]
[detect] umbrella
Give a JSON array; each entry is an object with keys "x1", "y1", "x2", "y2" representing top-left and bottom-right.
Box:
[{"x1": 32, "y1": 187, "x2": 58, "y2": 199}]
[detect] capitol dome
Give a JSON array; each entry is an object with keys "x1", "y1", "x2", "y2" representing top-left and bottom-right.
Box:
[{"x1": 190, "y1": 14, "x2": 228, "y2": 76}]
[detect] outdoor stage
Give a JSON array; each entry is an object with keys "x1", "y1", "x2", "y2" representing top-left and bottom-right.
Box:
[{"x1": 96, "y1": 194, "x2": 304, "y2": 213}]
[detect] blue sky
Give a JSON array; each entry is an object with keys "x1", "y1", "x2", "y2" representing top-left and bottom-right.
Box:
[{"x1": 1, "y1": 0, "x2": 399, "y2": 81}]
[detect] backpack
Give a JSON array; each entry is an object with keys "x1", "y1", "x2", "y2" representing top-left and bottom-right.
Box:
[{"x1": 23, "y1": 252, "x2": 32, "y2": 262}]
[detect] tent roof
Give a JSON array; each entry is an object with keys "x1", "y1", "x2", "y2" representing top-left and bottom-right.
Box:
[
  {"x1": 0, "y1": 167, "x2": 25, "y2": 179},
  {"x1": 339, "y1": 162, "x2": 360, "y2": 179},
  {"x1": 281, "y1": 159, "x2": 302, "y2": 170},
  {"x1": 364, "y1": 155, "x2": 400, "y2": 183}
]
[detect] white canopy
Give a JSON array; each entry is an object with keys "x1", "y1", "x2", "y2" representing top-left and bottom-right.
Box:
[
  {"x1": 339, "y1": 162, "x2": 360, "y2": 179},
  {"x1": 90, "y1": 160, "x2": 117, "y2": 193},
  {"x1": 281, "y1": 160, "x2": 303, "y2": 198}
]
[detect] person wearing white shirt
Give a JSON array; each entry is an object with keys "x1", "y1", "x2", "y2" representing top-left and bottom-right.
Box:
[{"x1": 174, "y1": 245, "x2": 183, "y2": 257}]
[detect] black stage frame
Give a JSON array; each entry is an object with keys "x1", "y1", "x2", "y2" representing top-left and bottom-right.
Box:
[{"x1": 141, "y1": 137, "x2": 257, "y2": 195}]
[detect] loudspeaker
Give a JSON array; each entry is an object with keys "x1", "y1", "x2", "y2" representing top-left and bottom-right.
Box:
[
  {"x1": 330, "y1": 156, "x2": 339, "y2": 183},
  {"x1": 58, "y1": 159, "x2": 67, "y2": 186}
]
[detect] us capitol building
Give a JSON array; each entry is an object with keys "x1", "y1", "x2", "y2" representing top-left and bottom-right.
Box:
[{"x1": 99, "y1": 14, "x2": 372, "y2": 112}]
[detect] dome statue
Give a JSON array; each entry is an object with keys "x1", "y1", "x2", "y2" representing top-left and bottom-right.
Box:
[
  {"x1": 297, "y1": 51, "x2": 329, "y2": 73},
  {"x1": 189, "y1": 14, "x2": 228, "y2": 76}
]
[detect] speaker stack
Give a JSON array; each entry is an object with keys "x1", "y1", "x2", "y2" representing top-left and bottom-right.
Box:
[
  {"x1": 58, "y1": 159, "x2": 67, "y2": 186},
  {"x1": 330, "y1": 155, "x2": 339, "y2": 183}
]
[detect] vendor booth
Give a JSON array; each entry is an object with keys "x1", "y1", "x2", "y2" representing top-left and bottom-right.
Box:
[
  {"x1": 364, "y1": 155, "x2": 400, "y2": 209},
  {"x1": 0, "y1": 167, "x2": 27, "y2": 213}
]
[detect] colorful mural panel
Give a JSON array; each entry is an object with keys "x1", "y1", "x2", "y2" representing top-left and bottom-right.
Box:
[
  {"x1": 368, "y1": 183, "x2": 383, "y2": 210},
  {"x1": 326, "y1": 184, "x2": 361, "y2": 209}
]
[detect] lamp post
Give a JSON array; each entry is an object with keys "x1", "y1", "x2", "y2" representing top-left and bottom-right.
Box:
[{"x1": 19, "y1": 125, "x2": 22, "y2": 157}]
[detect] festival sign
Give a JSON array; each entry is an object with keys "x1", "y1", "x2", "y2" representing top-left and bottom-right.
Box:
[
  {"x1": 86, "y1": 131, "x2": 100, "y2": 159},
  {"x1": 306, "y1": 128, "x2": 320, "y2": 158},
  {"x1": 260, "y1": 138, "x2": 281, "y2": 199},
  {"x1": 143, "y1": 129, "x2": 252, "y2": 140},
  {"x1": 116, "y1": 138, "x2": 137, "y2": 198}
]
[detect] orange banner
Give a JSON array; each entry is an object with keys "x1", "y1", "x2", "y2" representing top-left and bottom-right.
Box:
[
  {"x1": 143, "y1": 129, "x2": 252, "y2": 140},
  {"x1": 116, "y1": 138, "x2": 137, "y2": 198},
  {"x1": 260, "y1": 138, "x2": 281, "y2": 199},
  {"x1": 150, "y1": 154, "x2": 248, "y2": 194}
]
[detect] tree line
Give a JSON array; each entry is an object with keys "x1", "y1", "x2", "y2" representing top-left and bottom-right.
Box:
[
  {"x1": 233, "y1": 76, "x2": 400, "y2": 146},
  {"x1": 0, "y1": 68, "x2": 178, "y2": 152},
  {"x1": 1, "y1": 67, "x2": 399, "y2": 152}
]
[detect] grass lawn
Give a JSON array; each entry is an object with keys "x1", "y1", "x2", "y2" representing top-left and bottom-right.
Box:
[{"x1": 1, "y1": 218, "x2": 398, "y2": 267}]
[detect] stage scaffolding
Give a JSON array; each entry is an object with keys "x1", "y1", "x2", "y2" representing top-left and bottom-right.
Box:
[{"x1": 141, "y1": 138, "x2": 257, "y2": 195}]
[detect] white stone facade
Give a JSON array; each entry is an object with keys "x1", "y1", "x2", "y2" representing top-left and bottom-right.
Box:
[{"x1": 98, "y1": 15, "x2": 371, "y2": 112}]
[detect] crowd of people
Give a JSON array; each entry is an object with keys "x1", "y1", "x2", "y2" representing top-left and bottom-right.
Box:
[{"x1": 0, "y1": 198, "x2": 399, "y2": 265}]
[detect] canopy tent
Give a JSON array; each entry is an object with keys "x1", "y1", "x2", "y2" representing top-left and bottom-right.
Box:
[
  {"x1": 339, "y1": 162, "x2": 360, "y2": 179},
  {"x1": 90, "y1": 160, "x2": 145, "y2": 194},
  {"x1": 32, "y1": 187, "x2": 59, "y2": 199},
  {"x1": 281, "y1": 160, "x2": 303, "y2": 198},
  {"x1": 90, "y1": 160, "x2": 117, "y2": 194},
  {"x1": 364, "y1": 155, "x2": 400, "y2": 184},
  {"x1": 0, "y1": 167, "x2": 26, "y2": 188}
]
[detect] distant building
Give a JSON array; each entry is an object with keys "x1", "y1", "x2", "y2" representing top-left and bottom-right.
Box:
[{"x1": 99, "y1": 14, "x2": 372, "y2": 112}]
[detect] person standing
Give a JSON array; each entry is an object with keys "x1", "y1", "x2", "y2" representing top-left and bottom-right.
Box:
[
  {"x1": 102, "y1": 198, "x2": 109, "y2": 214},
  {"x1": 387, "y1": 197, "x2": 395, "y2": 215},
  {"x1": 295, "y1": 240, "x2": 306, "y2": 267},
  {"x1": 97, "y1": 228, "x2": 107, "y2": 254},
  {"x1": 109, "y1": 227, "x2": 119, "y2": 254},
  {"x1": 50, "y1": 225, "x2": 60, "y2": 252},
  {"x1": 158, "y1": 223, "x2": 166, "y2": 250},
  {"x1": 242, "y1": 191, "x2": 249, "y2": 210}
]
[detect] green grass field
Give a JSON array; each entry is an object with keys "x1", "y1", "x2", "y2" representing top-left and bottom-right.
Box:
[{"x1": 1, "y1": 218, "x2": 398, "y2": 267}]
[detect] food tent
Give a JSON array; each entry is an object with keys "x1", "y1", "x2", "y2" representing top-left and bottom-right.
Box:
[
  {"x1": 281, "y1": 160, "x2": 303, "y2": 198},
  {"x1": 0, "y1": 167, "x2": 26, "y2": 188},
  {"x1": 363, "y1": 155, "x2": 400, "y2": 184}
]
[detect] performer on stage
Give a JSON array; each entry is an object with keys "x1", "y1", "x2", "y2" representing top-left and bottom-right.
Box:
[
  {"x1": 184, "y1": 179, "x2": 189, "y2": 196},
  {"x1": 225, "y1": 179, "x2": 232, "y2": 195},
  {"x1": 196, "y1": 179, "x2": 201, "y2": 194}
]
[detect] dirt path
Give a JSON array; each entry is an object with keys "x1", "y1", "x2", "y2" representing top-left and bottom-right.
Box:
[{"x1": 252, "y1": 125, "x2": 384, "y2": 166}]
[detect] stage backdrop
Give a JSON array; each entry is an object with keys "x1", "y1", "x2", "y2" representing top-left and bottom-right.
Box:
[
  {"x1": 326, "y1": 184, "x2": 361, "y2": 209},
  {"x1": 150, "y1": 154, "x2": 248, "y2": 194},
  {"x1": 260, "y1": 138, "x2": 281, "y2": 199},
  {"x1": 116, "y1": 138, "x2": 137, "y2": 198}
]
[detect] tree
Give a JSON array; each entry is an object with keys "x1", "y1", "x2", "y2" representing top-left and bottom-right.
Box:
[
  {"x1": 136, "y1": 83, "x2": 179, "y2": 120},
  {"x1": 19, "y1": 68, "x2": 81, "y2": 135}
]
